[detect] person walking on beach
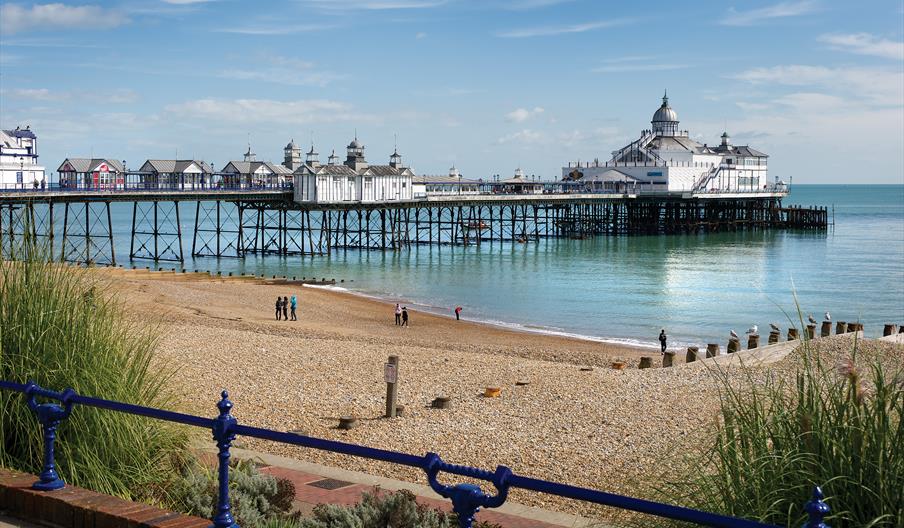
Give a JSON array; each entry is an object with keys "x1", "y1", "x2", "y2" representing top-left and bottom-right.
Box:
[
  {"x1": 454, "y1": 306, "x2": 462, "y2": 321},
  {"x1": 394, "y1": 303, "x2": 402, "y2": 326},
  {"x1": 290, "y1": 295, "x2": 297, "y2": 321},
  {"x1": 401, "y1": 307, "x2": 409, "y2": 327},
  {"x1": 282, "y1": 296, "x2": 289, "y2": 321},
  {"x1": 275, "y1": 297, "x2": 283, "y2": 320},
  {"x1": 659, "y1": 329, "x2": 667, "y2": 354}
]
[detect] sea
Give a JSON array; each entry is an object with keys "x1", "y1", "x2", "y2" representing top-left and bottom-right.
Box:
[{"x1": 96, "y1": 184, "x2": 904, "y2": 349}]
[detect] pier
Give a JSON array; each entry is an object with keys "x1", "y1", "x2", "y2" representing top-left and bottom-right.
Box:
[{"x1": 0, "y1": 181, "x2": 828, "y2": 266}]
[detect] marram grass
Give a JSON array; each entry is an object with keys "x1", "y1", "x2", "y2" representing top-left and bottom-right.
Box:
[{"x1": 0, "y1": 236, "x2": 188, "y2": 501}]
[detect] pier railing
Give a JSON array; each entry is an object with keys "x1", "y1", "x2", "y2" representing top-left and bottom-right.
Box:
[{"x1": 0, "y1": 379, "x2": 832, "y2": 528}]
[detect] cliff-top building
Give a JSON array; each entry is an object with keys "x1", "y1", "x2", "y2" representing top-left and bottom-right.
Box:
[{"x1": 562, "y1": 92, "x2": 769, "y2": 193}]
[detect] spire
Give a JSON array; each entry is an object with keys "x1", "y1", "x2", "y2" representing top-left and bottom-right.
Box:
[{"x1": 663, "y1": 89, "x2": 668, "y2": 106}]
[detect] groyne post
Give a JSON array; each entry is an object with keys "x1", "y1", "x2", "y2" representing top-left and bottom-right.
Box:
[
  {"x1": 727, "y1": 338, "x2": 740, "y2": 354},
  {"x1": 747, "y1": 334, "x2": 759, "y2": 350},
  {"x1": 836, "y1": 321, "x2": 847, "y2": 335},
  {"x1": 884, "y1": 324, "x2": 898, "y2": 336},
  {"x1": 662, "y1": 351, "x2": 675, "y2": 368},
  {"x1": 788, "y1": 328, "x2": 799, "y2": 341},
  {"x1": 806, "y1": 324, "x2": 816, "y2": 340},
  {"x1": 639, "y1": 357, "x2": 652, "y2": 369},
  {"x1": 706, "y1": 344, "x2": 719, "y2": 358},
  {"x1": 768, "y1": 331, "x2": 780, "y2": 344},
  {"x1": 820, "y1": 321, "x2": 832, "y2": 337},
  {"x1": 384, "y1": 355, "x2": 399, "y2": 418},
  {"x1": 686, "y1": 346, "x2": 698, "y2": 363}
]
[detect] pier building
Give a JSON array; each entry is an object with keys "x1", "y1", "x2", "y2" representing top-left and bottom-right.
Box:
[
  {"x1": 412, "y1": 166, "x2": 480, "y2": 197},
  {"x1": 137, "y1": 160, "x2": 213, "y2": 190},
  {"x1": 496, "y1": 168, "x2": 543, "y2": 194},
  {"x1": 293, "y1": 138, "x2": 414, "y2": 204},
  {"x1": 563, "y1": 92, "x2": 770, "y2": 193},
  {"x1": 58, "y1": 158, "x2": 124, "y2": 189},
  {"x1": 221, "y1": 144, "x2": 292, "y2": 188},
  {"x1": 1, "y1": 127, "x2": 46, "y2": 188}
]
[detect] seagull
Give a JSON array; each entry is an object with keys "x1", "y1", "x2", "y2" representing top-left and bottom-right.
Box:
[
  {"x1": 730, "y1": 329, "x2": 739, "y2": 339},
  {"x1": 807, "y1": 314, "x2": 817, "y2": 325},
  {"x1": 769, "y1": 323, "x2": 781, "y2": 332},
  {"x1": 746, "y1": 325, "x2": 758, "y2": 335},
  {"x1": 824, "y1": 311, "x2": 831, "y2": 321}
]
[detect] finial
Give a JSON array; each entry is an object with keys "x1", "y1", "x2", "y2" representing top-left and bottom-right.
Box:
[
  {"x1": 803, "y1": 486, "x2": 831, "y2": 528},
  {"x1": 217, "y1": 390, "x2": 233, "y2": 416}
]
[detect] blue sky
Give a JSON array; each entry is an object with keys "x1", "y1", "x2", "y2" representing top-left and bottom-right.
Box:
[{"x1": 1, "y1": 0, "x2": 902, "y2": 183}]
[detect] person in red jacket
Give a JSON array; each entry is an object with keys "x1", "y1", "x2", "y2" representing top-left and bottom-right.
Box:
[{"x1": 454, "y1": 306, "x2": 462, "y2": 320}]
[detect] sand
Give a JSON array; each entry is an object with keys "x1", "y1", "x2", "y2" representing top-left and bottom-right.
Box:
[{"x1": 97, "y1": 268, "x2": 903, "y2": 522}]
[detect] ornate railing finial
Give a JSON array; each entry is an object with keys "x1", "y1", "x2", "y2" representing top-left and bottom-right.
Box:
[
  {"x1": 24, "y1": 381, "x2": 76, "y2": 491},
  {"x1": 802, "y1": 486, "x2": 830, "y2": 528},
  {"x1": 212, "y1": 390, "x2": 238, "y2": 528}
]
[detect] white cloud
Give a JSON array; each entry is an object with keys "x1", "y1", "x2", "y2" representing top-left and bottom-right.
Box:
[
  {"x1": 505, "y1": 107, "x2": 544, "y2": 122},
  {"x1": 415, "y1": 31, "x2": 427, "y2": 39},
  {"x1": 592, "y1": 63, "x2": 688, "y2": 73},
  {"x1": 162, "y1": 0, "x2": 215, "y2": 3},
  {"x1": 496, "y1": 129, "x2": 544, "y2": 144},
  {"x1": 2, "y1": 87, "x2": 139, "y2": 103},
  {"x1": 217, "y1": 54, "x2": 343, "y2": 87},
  {"x1": 719, "y1": 1, "x2": 816, "y2": 26},
  {"x1": 216, "y1": 24, "x2": 334, "y2": 35},
  {"x1": 733, "y1": 65, "x2": 903, "y2": 107},
  {"x1": 819, "y1": 33, "x2": 904, "y2": 61},
  {"x1": 504, "y1": 0, "x2": 577, "y2": 10},
  {"x1": 298, "y1": 0, "x2": 446, "y2": 12},
  {"x1": 0, "y1": 3, "x2": 128, "y2": 35},
  {"x1": 165, "y1": 98, "x2": 371, "y2": 125},
  {"x1": 496, "y1": 19, "x2": 627, "y2": 38}
]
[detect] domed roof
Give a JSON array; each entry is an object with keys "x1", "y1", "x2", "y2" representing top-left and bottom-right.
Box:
[
  {"x1": 348, "y1": 138, "x2": 363, "y2": 149},
  {"x1": 652, "y1": 91, "x2": 678, "y2": 123},
  {"x1": 286, "y1": 139, "x2": 297, "y2": 149}
]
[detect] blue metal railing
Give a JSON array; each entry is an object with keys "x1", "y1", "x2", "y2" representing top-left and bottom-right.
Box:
[{"x1": 0, "y1": 380, "x2": 830, "y2": 528}]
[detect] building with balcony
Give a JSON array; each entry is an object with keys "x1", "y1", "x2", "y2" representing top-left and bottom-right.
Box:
[
  {"x1": 1, "y1": 126, "x2": 46, "y2": 188},
  {"x1": 562, "y1": 92, "x2": 769, "y2": 192}
]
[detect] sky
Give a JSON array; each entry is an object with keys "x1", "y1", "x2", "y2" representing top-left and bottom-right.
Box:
[{"x1": 0, "y1": 0, "x2": 902, "y2": 183}]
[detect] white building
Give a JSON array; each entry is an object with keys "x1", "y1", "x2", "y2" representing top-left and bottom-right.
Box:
[
  {"x1": 563, "y1": 92, "x2": 769, "y2": 193},
  {"x1": 138, "y1": 159, "x2": 213, "y2": 189},
  {"x1": 412, "y1": 166, "x2": 480, "y2": 197},
  {"x1": 294, "y1": 138, "x2": 414, "y2": 203},
  {"x1": 1, "y1": 126, "x2": 46, "y2": 189},
  {"x1": 58, "y1": 158, "x2": 124, "y2": 189},
  {"x1": 495, "y1": 167, "x2": 544, "y2": 194},
  {"x1": 221, "y1": 145, "x2": 292, "y2": 188}
]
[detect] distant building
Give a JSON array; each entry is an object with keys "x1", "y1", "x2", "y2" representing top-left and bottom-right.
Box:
[
  {"x1": 283, "y1": 139, "x2": 303, "y2": 171},
  {"x1": 1, "y1": 126, "x2": 46, "y2": 188},
  {"x1": 294, "y1": 138, "x2": 414, "y2": 203},
  {"x1": 563, "y1": 92, "x2": 769, "y2": 192},
  {"x1": 412, "y1": 166, "x2": 480, "y2": 197},
  {"x1": 138, "y1": 160, "x2": 213, "y2": 189},
  {"x1": 58, "y1": 158, "x2": 124, "y2": 189},
  {"x1": 495, "y1": 167, "x2": 543, "y2": 194},
  {"x1": 221, "y1": 144, "x2": 292, "y2": 188}
]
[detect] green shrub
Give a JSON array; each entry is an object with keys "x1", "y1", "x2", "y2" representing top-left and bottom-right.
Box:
[
  {"x1": 664, "y1": 337, "x2": 904, "y2": 527},
  {"x1": 0, "y1": 236, "x2": 188, "y2": 500},
  {"x1": 167, "y1": 458, "x2": 296, "y2": 526}
]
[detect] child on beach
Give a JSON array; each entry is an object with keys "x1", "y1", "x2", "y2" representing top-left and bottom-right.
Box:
[
  {"x1": 290, "y1": 295, "x2": 297, "y2": 321},
  {"x1": 394, "y1": 303, "x2": 402, "y2": 326},
  {"x1": 275, "y1": 297, "x2": 283, "y2": 320},
  {"x1": 282, "y1": 296, "x2": 289, "y2": 321},
  {"x1": 401, "y1": 307, "x2": 409, "y2": 327}
]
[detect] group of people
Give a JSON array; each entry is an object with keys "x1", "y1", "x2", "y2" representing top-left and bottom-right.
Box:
[
  {"x1": 394, "y1": 304, "x2": 409, "y2": 326},
  {"x1": 275, "y1": 295, "x2": 297, "y2": 321}
]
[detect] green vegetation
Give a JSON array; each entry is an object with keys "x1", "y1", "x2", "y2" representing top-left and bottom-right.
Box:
[
  {"x1": 665, "y1": 336, "x2": 903, "y2": 527},
  {"x1": 0, "y1": 237, "x2": 188, "y2": 500}
]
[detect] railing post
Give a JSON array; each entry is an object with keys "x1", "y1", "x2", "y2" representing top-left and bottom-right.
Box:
[
  {"x1": 423, "y1": 452, "x2": 511, "y2": 528},
  {"x1": 24, "y1": 381, "x2": 75, "y2": 491},
  {"x1": 211, "y1": 390, "x2": 238, "y2": 528},
  {"x1": 802, "y1": 486, "x2": 830, "y2": 528}
]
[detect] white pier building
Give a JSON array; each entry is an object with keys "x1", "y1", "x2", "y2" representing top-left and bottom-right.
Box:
[
  {"x1": 563, "y1": 93, "x2": 770, "y2": 193},
  {"x1": 1, "y1": 127, "x2": 46, "y2": 189}
]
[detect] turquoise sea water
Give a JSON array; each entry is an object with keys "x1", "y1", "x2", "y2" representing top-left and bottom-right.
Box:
[{"x1": 101, "y1": 184, "x2": 903, "y2": 348}]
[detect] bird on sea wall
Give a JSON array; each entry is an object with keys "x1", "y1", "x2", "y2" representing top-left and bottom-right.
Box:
[
  {"x1": 730, "y1": 329, "x2": 739, "y2": 339},
  {"x1": 807, "y1": 314, "x2": 817, "y2": 324},
  {"x1": 746, "y1": 325, "x2": 758, "y2": 335},
  {"x1": 824, "y1": 311, "x2": 831, "y2": 321},
  {"x1": 770, "y1": 323, "x2": 781, "y2": 332}
]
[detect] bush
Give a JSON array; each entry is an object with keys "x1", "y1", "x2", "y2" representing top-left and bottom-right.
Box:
[
  {"x1": 0, "y1": 236, "x2": 188, "y2": 500},
  {"x1": 167, "y1": 458, "x2": 296, "y2": 526},
  {"x1": 664, "y1": 337, "x2": 904, "y2": 527}
]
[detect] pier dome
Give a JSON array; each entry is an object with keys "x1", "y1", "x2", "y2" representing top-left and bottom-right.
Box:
[{"x1": 651, "y1": 91, "x2": 679, "y2": 136}]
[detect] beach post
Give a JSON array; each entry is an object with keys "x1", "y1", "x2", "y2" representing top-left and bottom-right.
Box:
[
  {"x1": 836, "y1": 321, "x2": 847, "y2": 334},
  {"x1": 662, "y1": 351, "x2": 675, "y2": 367},
  {"x1": 821, "y1": 321, "x2": 832, "y2": 337},
  {"x1": 727, "y1": 338, "x2": 740, "y2": 354},
  {"x1": 806, "y1": 324, "x2": 816, "y2": 339},
  {"x1": 747, "y1": 334, "x2": 760, "y2": 350},
  {"x1": 638, "y1": 357, "x2": 652, "y2": 369},
  {"x1": 788, "y1": 328, "x2": 799, "y2": 341},
  {"x1": 768, "y1": 331, "x2": 780, "y2": 344},
  {"x1": 884, "y1": 324, "x2": 898, "y2": 336},
  {"x1": 384, "y1": 355, "x2": 399, "y2": 418},
  {"x1": 686, "y1": 346, "x2": 698, "y2": 363},
  {"x1": 706, "y1": 343, "x2": 719, "y2": 358}
]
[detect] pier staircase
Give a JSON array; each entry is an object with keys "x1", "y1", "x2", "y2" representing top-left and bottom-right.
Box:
[
  {"x1": 612, "y1": 131, "x2": 664, "y2": 164},
  {"x1": 692, "y1": 164, "x2": 724, "y2": 192}
]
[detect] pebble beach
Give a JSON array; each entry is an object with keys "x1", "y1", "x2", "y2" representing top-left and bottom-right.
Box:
[{"x1": 102, "y1": 268, "x2": 903, "y2": 523}]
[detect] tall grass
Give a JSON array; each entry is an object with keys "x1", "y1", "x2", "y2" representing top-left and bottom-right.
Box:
[
  {"x1": 0, "y1": 233, "x2": 188, "y2": 500},
  {"x1": 663, "y1": 335, "x2": 904, "y2": 527}
]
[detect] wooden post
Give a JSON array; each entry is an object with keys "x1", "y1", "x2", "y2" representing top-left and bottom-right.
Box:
[
  {"x1": 821, "y1": 321, "x2": 832, "y2": 337},
  {"x1": 384, "y1": 355, "x2": 399, "y2": 418},
  {"x1": 806, "y1": 324, "x2": 816, "y2": 339},
  {"x1": 884, "y1": 324, "x2": 898, "y2": 336},
  {"x1": 662, "y1": 351, "x2": 676, "y2": 367},
  {"x1": 639, "y1": 357, "x2": 652, "y2": 369},
  {"x1": 788, "y1": 328, "x2": 799, "y2": 340},
  {"x1": 706, "y1": 343, "x2": 720, "y2": 358},
  {"x1": 836, "y1": 321, "x2": 847, "y2": 335},
  {"x1": 747, "y1": 334, "x2": 760, "y2": 350},
  {"x1": 727, "y1": 338, "x2": 740, "y2": 354},
  {"x1": 768, "y1": 331, "x2": 780, "y2": 344},
  {"x1": 686, "y1": 346, "x2": 699, "y2": 363}
]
